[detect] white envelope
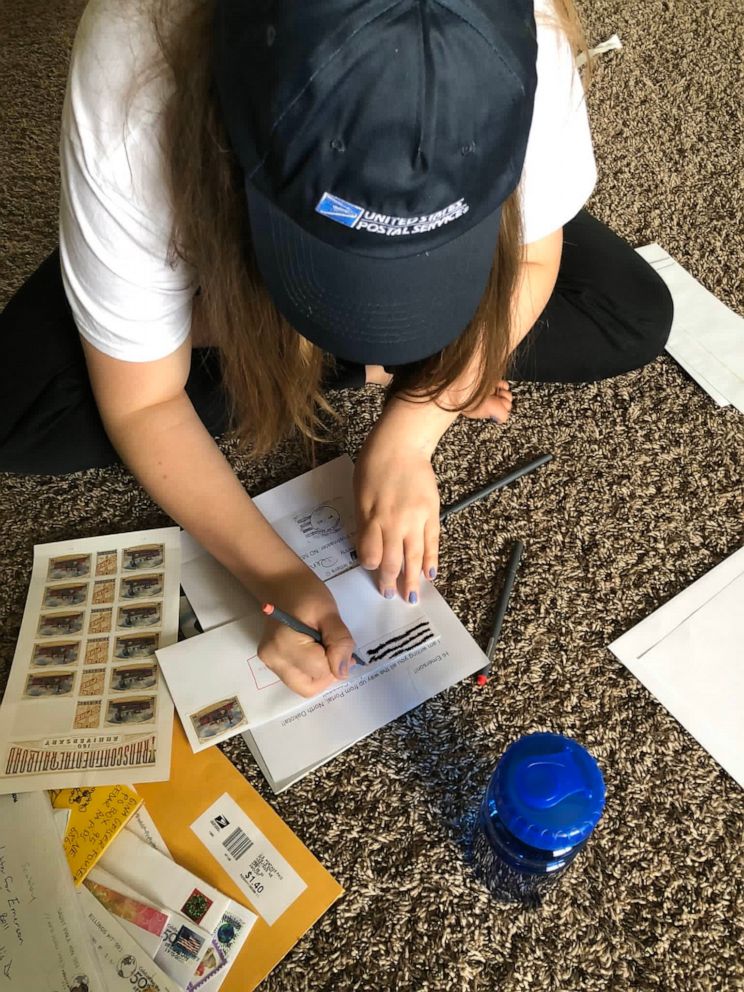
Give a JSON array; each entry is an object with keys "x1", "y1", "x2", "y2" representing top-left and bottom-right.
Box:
[
  {"x1": 99, "y1": 826, "x2": 231, "y2": 933},
  {"x1": 610, "y1": 546, "x2": 744, "y2": 787},
  {"x1": 636, "y1": 243, "x2": 744, "y2": 410}
]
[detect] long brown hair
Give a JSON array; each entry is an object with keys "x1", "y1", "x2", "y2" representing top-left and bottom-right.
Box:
[{"x1": 152, "y1": 1, "x2": 588, "y2": 455}]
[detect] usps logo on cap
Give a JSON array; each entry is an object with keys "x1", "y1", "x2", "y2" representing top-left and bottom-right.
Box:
[
  {"x1": 316, "y1": 191, "x2": 471, "y2": 237},
  {"x1": 315, "y1": 192, "x2": 365, "y2": 228}
]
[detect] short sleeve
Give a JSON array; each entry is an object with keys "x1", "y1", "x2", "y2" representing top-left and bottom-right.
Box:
[
  {"x1": 519, "y1": 4, "x2": 597, "y2": 244},
  {"x1": 59, "y1": 0, "x2": 196, "y2": 363}
]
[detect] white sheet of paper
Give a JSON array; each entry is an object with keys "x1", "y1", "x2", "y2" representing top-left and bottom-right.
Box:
[
  {"x1": 609, "y1": 546, "x2": 744, "y2": 788},
  {"x1": 0, "y1": 791, "x2": 106, "y2": 992},
  {"x1": 0, "y1": 527, "x2": 180, "y2": 793},
  {"x1": 165, "y1": 573, "x2": 485, "y2": 791},
  {"x1": 180, "y1": 455, "x2": 358, "y2": 632},
  {"x1": 636, "y1": 243, "x2": 744, "y2": 410}
]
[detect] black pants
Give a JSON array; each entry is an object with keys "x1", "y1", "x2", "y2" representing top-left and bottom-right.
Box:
[{"x1": 0, "y1": 211, "x2": 672, "y2": 475}]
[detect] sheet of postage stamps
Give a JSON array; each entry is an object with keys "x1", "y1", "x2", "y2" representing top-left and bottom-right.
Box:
[{"x1": 0, "y1": 528, "x2": 181, "y2": 793}]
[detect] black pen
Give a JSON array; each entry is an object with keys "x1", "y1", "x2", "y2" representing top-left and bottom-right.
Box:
[
  {"x1": 476, "y1": 540, "x2": 524, "y2": 685},
  {"x1": 262, "y1": 602, "x2": 364, "y2": 666},
  {"x1": 439, "y1": 454, "x2": 552, "y2": 522}
]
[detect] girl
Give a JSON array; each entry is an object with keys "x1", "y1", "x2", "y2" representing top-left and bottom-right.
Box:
[{"x1": 0, "y1": 0, "x2": 672, "y2": 697}]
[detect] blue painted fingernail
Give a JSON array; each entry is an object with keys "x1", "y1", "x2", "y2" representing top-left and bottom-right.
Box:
[
  {"x1": 339, "y1": 659, "x2": 349, "y2": 678},
  {"x1": 428, "y1": 567, "x2": 437, "y2": 580},
  {"x1": 489, "y1": 415, "x2": 500, "y2": 423},
  {"x1": 383, "y1": 588, "x2": 395, "y2": 600},
  {"x1": 408, "y1": 591, "x2": 418, "y2": 605}
]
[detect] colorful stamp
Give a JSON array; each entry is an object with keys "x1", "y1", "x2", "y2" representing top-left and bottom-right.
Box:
[
  {"x1": 113, "y1": 632, "x2": 159, "y2": 661},
  {"x1": 120, "y1": 573, "x2": 164, "y2": 600},
  {"x1": 110, "y1": 663, "x2": 158, "y2": 693},
  {"x1": 105, "y1": 696, "x2": 156, "y2": 726},
  {"x1": 95, "y1": 550, "x2": 118, "y2": 575},
  {"x1": 92, "y1": 579, "x2": 116, "y2": 604},
  {"x1": 79, "y1": 669, "x2": 106, "y2": 696},
  {"x1": 31, "y1": 640, "x2": 80, "y2": 667},
  {"x1": 47, "y1": 554, "x2": 91, "y2": 581},
  {"x1": 122, "y1": 544, "x2": 164, "y2": 571},
  {"x1": 73, "y1": 700, "x2": 101, "y2": 729},
  {"x1": 24, "y1": 670, "x2": 75, "y2": 698},
  {"x1": 84, "y1": 637, "x2": 110, "y2": 665},
  {"x1": 216, "y1": 913, "x2": 244, "y2": 951},
  {"x1": 38, "y1": 611, "x2": 84, "y2": 638},
  {"x1": 117, "y1": 603, "x2": 161, "y2": 629},
  {"x1": 84, "y1": 878, "x2": 168, "y2": 936},
  {"x1": 42, "y1": 583, "x2": 88, "y2": 609},
  {"x1": 181, "y1": 889, "x2": 214, "y2": 926},
  {"x1": 191, "y1": 941, "x2": 228, "y2": 989},
  {"x1": 190, "y1": 698, "x2": 247, "y2": 743},
  {"x1": 88, "y1": 608, "x2": 113, "y2": 634},
  {"x1": 168, "y1": 923, "x2": 206, "y2": 961}
]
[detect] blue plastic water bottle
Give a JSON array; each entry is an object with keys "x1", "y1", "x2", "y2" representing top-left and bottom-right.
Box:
[{"x1": 472, "y1": 733, "x2": 606, "y2": 905}]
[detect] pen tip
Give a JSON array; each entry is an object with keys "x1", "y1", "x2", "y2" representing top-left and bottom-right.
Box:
[{"x1": 261, "y1": 603, "x2": 274, "y2": 615}]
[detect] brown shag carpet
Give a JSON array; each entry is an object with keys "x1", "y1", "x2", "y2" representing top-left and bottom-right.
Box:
[{"x1": 1, "y1": 1, "x2": 742, "y2": 990}]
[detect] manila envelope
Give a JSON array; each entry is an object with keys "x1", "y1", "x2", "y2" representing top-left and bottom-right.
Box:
[{"x1": 135, "y1": 721, "x2": 343, "y2": 991}]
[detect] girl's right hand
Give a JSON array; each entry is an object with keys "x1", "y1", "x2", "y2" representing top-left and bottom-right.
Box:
[{"x1": 257, "y1": 576, "x2": 357, "y2": 698}]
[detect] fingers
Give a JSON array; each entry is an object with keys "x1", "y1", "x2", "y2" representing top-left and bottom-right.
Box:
[
  {"x1": 258, "y1": 623, "x2": 338, "y2": 698},
  {"x1": 376, "y1": 518, "x2": 441, "y2": 602},
  {"x1": 356, "y1": 519, "x2": 384, "y2": 571},
  {"x1": 317, "y1": 611, "x2": 357, "y2": 680},
  {"x1": 356, "y1": 510, "x2": 408, "y2": 600},
  {"x1": 422, "y1": 516, "x2": 440, "y2": 584},
  {"x1": 496, "y1": 381, "x2": 513, "y2": 408},
  {"x1": 376, "y1": 528, "x2": 403, "y2": 599},
  {"x1": 353, "y1": 446, "x2": 439, "y2": 602},
  {"x1": 401, "y1": 533, "x2": 424, "y2": 604},
  {"x1": 258, "y1": 607, "x2": 358, "y2": 698},
  {"x1": 383, "y1": 513, "x2": 441, "y2": 603}
]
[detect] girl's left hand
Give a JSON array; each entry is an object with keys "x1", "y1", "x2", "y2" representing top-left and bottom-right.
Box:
[
  {"x1": 354, "y1": 417, "x2": 441, "y2": 605},
  {"x1": 352, "y1": 378, "x2": 511, "y2": 601}
]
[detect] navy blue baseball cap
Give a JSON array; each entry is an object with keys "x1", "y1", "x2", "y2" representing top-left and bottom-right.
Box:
[{"x1": 214, "y1": 0, "x2": 537, "y2": 366}]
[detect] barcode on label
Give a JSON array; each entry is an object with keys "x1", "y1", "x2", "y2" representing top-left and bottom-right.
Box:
[{"x1": 223, "y1": 826, "x2": 253, "y2": 860}]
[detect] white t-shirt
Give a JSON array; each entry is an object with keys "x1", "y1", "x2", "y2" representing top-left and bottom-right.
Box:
[{"x1": 60, "y1": 0, "x2": 596, "y2": 363}]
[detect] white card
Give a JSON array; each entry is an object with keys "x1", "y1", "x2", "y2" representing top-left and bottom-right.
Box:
[{"x1": 190, "y1": 792, "x2": 307, "y2": 925}]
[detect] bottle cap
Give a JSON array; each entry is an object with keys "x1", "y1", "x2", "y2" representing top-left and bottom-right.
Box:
[{"x1": 491, "y1": 733, "x2": 606, "y2": 852}]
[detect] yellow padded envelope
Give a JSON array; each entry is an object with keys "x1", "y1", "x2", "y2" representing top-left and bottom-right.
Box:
[{"x1": 135, "y1": 722, "x2": 343, "y2": 991}]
